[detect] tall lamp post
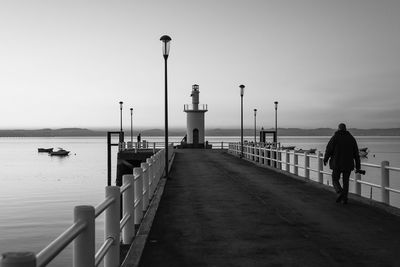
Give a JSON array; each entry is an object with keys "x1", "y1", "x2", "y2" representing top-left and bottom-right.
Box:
[
  {"x1": 239, "y1": 84, "x2": 245, "y2": 158},
  {"x1": 119, "y1": 101, "x2": 123, "y2": 144},
  {"x1": 274, "y1": 101, "x2": 278, "y2": 144},
  {"x1": 254, "y1": 109, "x2": 257, "y2": 143},
  {"x1": 160, "y1": 35, "x2": 171, "y2": 178},
  {"x1": 130, "y1": 108, "x2": 133, "y2": 144}
]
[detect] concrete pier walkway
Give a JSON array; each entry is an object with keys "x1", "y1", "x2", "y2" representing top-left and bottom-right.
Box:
[{"x1": 139, "y1": 149, "x2": 400, "y2": 266}]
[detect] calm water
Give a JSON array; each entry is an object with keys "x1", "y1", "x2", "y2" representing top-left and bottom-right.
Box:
[{"x1": 0, "y1": 136, "x2": 399, "y2": 266}]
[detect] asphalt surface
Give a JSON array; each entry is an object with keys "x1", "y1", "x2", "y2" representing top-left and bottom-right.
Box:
[{"x1": 139, "y1": 149, "x2": 400, "y2": 267}]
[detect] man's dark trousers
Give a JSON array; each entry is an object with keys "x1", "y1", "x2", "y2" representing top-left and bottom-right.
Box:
[{"x1": 332, "y1": 169, "x2": 351, "y2": 200}]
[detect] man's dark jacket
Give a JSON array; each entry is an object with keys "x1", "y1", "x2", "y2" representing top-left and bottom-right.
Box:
[{"x1": 324, "y1": 130, "x2": 361, "y2": 171}]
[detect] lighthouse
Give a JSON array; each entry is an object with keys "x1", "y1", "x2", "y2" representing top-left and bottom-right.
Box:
[{"x1": 183, "y1": 84, "x2": 208, "y2": 148}]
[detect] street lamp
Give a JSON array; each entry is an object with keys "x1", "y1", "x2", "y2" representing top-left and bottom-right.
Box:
[
  {"x1": 119, "y1": 101, "x2": 123, "y2": 144},
  {"x1": 254, "y1": 109, "x2": 257, "y2": 143},
  {"x1": 130, "y1": 108, "x2": 133, "y2": 144},
  {"x1": 239, "y1": 84, "x2": 245, "y2": 158},
  {"x1": 160, "y1": 34, "x2": 171, "y2": 178},
  {"x1": 274, "y1": 101, "x2": 278, "y2": 144}
]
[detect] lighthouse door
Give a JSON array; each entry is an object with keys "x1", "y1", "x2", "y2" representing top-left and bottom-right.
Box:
[{"x1": 193, "y1": 128, "x2": 199, "y2": 145}]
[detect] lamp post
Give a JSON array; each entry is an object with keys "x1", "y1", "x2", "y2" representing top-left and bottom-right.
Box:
[
  {"x1": 130, "y1": 108, "x2": 133, "y2": 144},
  {"x1": 119, "y1": 101, "x2": 123, "y2": 144},
  {"x1": 239, "y1": 84, "x2": 245, "y2": 158},
  {"x1": 274, "y1": 101, "x2": 278, "y2": 144},
  {"x1": 254, "y1": 109, "x2": 257, "y2": 143},
  {"x1": 160, "y1": 35, "x2": 171, "y2": 178}
]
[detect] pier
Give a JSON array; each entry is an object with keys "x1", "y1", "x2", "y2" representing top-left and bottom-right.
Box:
[{"x1": 140, "y1": 149, "x2": 400, "y2": 266}]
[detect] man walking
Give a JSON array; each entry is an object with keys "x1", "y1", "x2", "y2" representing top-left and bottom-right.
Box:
[{"x1": 324, "y1": 123, "x2": 361, "y2": 204}]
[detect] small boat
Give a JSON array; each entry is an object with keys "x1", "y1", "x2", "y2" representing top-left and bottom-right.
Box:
[
  {"x1": 295, "y1": 148, "x2": 316, "y2": 154},
  {"x1": 281, "y1": 146, "x2": 296, "y2": 150},
  {"x1": 38, "y1": 148, "x2": 53, "y2": 153},
  {"x1": 50, "y1": 149, "x2": 70, "y2": 156},
  {"x1": 359, "y1": 148, "x2": 368, "y2": 158}
]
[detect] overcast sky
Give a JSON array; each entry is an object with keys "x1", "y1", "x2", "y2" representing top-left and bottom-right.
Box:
[{"x1": 1, "y1": 0, "x2": 399, "y2": 130}]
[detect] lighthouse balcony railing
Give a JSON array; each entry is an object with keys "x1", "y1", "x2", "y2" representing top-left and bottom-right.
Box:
[{"x1": 184, "y1": 104, "x2": 208, "y2": 111}]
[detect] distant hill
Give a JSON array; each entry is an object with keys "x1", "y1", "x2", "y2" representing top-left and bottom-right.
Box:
[
  {"x1": 0, "y1": 127, "x2": 399, "y2": 137},
  {"x1": 205, "y1": 128, "x2": 400, "y2": 136}
]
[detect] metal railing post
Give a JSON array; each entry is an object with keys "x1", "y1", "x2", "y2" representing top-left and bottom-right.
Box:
[
  {"x1": 381, "y1": 161, "x2": 390, "y2": 204},
  {"x1": 304, "y1": 152, "x2": 310, "y2": 179},
  {"x1": 317, "y1": 152, "x2": 323, "y2": 183},
  {"x1": 105, "y1": 187, "x2": 120, "y2": 267},
  {"x1": 1, "y1": 252, "x2": 36, "y2": 267},
  {"x1": 122, "y1": 175, "x2": 135, "y2": 244},
  {"x1": 285, "y1": 150, "x2": 290, "y2": 172},
  {"x1": 74, "y1": 205, "x2": 95, "y2": 267},
  {"x1": 294, "y1": 152, "x2": 298, "y2": 176},
  {"x1": 141, "y1": 162, "x2": 150, "y2": 211},
  {"x1": 133, "y1": 167, "x2": 143, "y2": 224}
]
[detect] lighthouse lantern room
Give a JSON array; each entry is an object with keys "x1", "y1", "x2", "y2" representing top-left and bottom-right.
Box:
[{"x1": 183, "y1": 84, "x2": 208, "y2": 148}]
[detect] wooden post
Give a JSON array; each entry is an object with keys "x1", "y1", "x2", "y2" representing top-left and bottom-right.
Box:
[
  {"x1": 317, "y1": 152, "x2": 323, "y2": 183},
  {"x1": 133, "y1": 167, "x2": 143, "y2": 224},
  {"x1": 104, "y1": 187, "x2": 120, "y2": 267},
  {"x1": 294, "y1": 152, "x2": 298, "y2": 176},
  {"x1": 285, "y1": 150, "x2": 290, "y2": 172},
  {"x1": 381, "y1": 161, "x2": 390, "y2": 204},
  {"x1": 122, "y1": 175, "x2": 135, "y2": 244},
  {"x1": 304, "y1": 152, "x2": 310, "y2": 179},
  {"x1": 1, "y1": 252, "x2": 36, "y2": 267},
  {"x1": 74, "y1": 205, "x2": 95, "y2": 267}
]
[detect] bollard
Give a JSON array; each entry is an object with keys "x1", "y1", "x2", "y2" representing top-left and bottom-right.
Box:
[
  {"x1": 381, "y1": 161, "x2": 390, "y2": 205},
  {"x1": 105, "y1": 187, "x2": 120, "y2": 267},
  {"x1": 122, "y1": 175, "x2": 135, "y2": 244},
  {"x1": 354, "y1": 173, "x2": 361, "y2": 195},
  {"x1": 285, "y1": 150, "x2": 290, "y2": 172},
  {"x1": 317, "y1": 152, "x2": 323, "y2": 183},
  {"x1": 74, "y1": 205, "x2": 95, "y2": 267},
  {"x1": 1, "y1": 252, "x2": 36, "y2": 267},
  {"x1": 294, "y1": 152, "x2": 298, "y2": 176},
  {"x1": 304, "y1": 152, "x2": 310, "y2": 179},
  {"x1": 133, "y1": 167, "x2": 143, "y2": 224},
  {"x1": 141, "y1": 162, "x2": 150, "y2": 211}
]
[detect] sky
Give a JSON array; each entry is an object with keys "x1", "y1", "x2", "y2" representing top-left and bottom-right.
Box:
[{"x1": 0, "y1": 0, "x2": 399, "y2": 130}]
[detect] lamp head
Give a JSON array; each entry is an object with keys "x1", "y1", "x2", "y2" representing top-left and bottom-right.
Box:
[
  {"x1": 239, "y1": 84, "x2": 245, "y2": 96},
  {"x1": 160, "y1": 35, "x2": 172, "y2": 58},
  {"x1": 274, "y1": 101, "x2": 278, "y2": 109},
  {"x1": 119, "y1": 101, "x2": 123, "y2": 109}
]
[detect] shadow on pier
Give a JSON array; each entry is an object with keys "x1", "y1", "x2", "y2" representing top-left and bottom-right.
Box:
[{"x1": 139, "y1": 149, "x2": 400, "y2": 266}]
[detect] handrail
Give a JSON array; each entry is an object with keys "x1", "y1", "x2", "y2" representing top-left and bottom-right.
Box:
[
  {"x1": 228, "y1": 142, "x2": 400, "y2": 208},
  {"x1": 94, "y1": 237, "x2": 114, "y2": 267},
  {"x1": 95, "y1": 196, "x2": 115, "y2": 218},
  {"x1": 36, "y1": 221, "x2": 86, "y2": 267}
]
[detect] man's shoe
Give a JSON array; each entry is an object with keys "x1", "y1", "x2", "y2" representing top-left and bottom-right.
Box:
[{"x1": 336, "y1": 193, "x2": 343, "y2": 203}]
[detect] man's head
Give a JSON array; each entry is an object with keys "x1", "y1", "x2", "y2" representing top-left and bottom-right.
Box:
[{"x1": 338, "y1": 123, "x2": 347, "y2": 131}]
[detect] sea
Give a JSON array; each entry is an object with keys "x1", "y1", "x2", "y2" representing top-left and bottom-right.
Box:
[{"x1": 0, "y1": 136, "x2": 399, "y2": 266}]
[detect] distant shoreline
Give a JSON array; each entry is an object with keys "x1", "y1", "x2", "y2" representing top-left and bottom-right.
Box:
[{"x1": 0, "y1": 128, "x2": 399, "y2": 137}]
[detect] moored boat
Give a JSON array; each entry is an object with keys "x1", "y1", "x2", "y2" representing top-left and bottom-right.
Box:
[
  {"x1": 50, "y1": 149, "x2": 70, "y2": 156},
  {"x1": 281, "y1": 146, "x2": 296, "y2": 150},
  {"x1": 38, "y1": 148, "x2": 53, "y2": 153},
  {"x1": 359, "y1": 148, "x2": 368, "y2": 158}
]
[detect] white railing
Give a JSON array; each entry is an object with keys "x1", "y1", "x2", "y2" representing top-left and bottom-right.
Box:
[
  {"x1": 1, "y1": 147, "x2": 174, "y2": 267},
  {"x1": 228, "y1": 143, "x2": 400, "y2": 207},
  {"x1": 120, "y1": 141, "x2": 230, "y2": 150}
]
